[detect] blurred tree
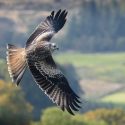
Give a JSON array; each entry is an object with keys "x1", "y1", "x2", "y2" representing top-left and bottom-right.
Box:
[
  {"x1": 41, "y1": 107, "x2": 83, "y2": 125},
  {"x1": 40, "y1": 107, "x2": 108, "y2": 125},
  {"x1": 83, "y1": 108, "x2": 125, "y2": 125},
  {"x1": 0, "y1": 80, "x2": 33, "y2": 125},
  {"x1": 72, "y1": 114, "x2": 107, "y2": 125}
]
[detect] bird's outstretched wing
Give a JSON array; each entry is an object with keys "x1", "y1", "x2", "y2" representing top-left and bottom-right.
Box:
[
  {"x1": 26, "y1": 9, "x2": 67, "y2": 47},
  {"x1": 27, "y1": 56, "x2": 81, "y2": 115}
]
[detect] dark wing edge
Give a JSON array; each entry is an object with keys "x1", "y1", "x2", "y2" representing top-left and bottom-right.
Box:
[
  {"x1": 47, "y1": 9, "x2": 68, "y2": 32},
  {"x1": 27, "y1": 59, "x2": 81, "y2": 115},
  {"x1": 26, "y1": 9, "x2": 68, "y2": 47}
]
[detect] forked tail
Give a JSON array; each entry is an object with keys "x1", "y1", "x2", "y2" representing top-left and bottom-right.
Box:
[{"x1": 6, "y1": 44, "x2": 26, "y2": 85}]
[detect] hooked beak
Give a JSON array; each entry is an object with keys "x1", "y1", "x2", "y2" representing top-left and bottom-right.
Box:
[
  {"x1": 55, "y1": 45, "x2": 59, "y2": 50},
  {"x1": 56, "y1": 46, "x2": 59, "y2": 50}
]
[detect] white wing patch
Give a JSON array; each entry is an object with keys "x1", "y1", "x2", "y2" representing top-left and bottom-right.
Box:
[
  {"x1": 35, "y1": 61, "x2": 61, "y2": 77},
  {"x1": 34, "y1": 31, "x2": 54, "y2": 43}
]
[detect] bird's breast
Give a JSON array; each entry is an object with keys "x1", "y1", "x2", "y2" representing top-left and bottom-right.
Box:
[{"x1": 26, "y1": 45, "x2": 50, "y2": 62}]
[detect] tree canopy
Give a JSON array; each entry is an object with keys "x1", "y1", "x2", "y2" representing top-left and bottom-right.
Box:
[{"x1": 0, "y1": 80, "x2": 33, "y2": 125}]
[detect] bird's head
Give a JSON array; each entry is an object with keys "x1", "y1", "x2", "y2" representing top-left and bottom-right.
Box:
[
  {"x1": 50, "y1": 43, "x2": 59, "y2": 52},
  {"x1": 42, "y1": 42, "x2": 59, "y2": 53}
]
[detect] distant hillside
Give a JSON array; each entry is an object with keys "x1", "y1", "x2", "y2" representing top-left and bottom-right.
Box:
[
  {"x1": 0, "y1": 0, "x2": 125, "y2": 10},
  {"x1": 0, "y1": 0, "x2": 82, "y2": 10},
  {"x1": 0, "y1": 0, "x2": 125, "y2": 58}
]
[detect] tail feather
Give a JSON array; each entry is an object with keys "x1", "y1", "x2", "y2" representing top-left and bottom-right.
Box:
[{"x1": 6, "y1": 44, "x2": 26, "y2": 85}]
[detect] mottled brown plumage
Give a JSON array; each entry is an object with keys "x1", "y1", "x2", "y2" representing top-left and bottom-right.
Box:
[{"x1": 6, "y1": 10, "x2": 81, "y2": 115}]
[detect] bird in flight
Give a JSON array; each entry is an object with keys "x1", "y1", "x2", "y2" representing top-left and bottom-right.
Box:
[{"x1": 6, "y1": 9, "x2": 81, "y2": 115}]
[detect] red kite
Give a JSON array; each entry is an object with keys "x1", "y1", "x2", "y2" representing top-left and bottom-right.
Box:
[{"x1": 7, "y1": 10, "x2": 81, "y2": 115}]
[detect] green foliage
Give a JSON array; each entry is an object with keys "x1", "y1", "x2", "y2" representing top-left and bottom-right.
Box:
[
  {"x1": 0, "y1": 80, "x2": 33, "y2": 125},
  {"x1": 73, "y1": 114, "x2": 107, "y2": 125},
  {"x1": 83, "y1": 108, "x2": 125, "y2": 125},
  {"x1": 41, "y1": 107, "x2": 83, "y2": 125},
  {"x1": 31, "y1": 121, "x2": 41, "y2": 125},
  {"x1": 40, "y1": 107, "x2": 109, "y2": 125},
  {"x1": 30, "y1": 107, "x2": 125, "y2": 125}
]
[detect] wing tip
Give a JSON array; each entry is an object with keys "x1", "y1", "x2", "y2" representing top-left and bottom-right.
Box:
[{"x1": 50, "y1": 9, "x2": 68, "y2": 18}]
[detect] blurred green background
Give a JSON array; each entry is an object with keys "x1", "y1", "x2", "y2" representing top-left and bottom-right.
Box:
[{"x1": 0, "y1": 0, "x2": 125, "y2": 125}]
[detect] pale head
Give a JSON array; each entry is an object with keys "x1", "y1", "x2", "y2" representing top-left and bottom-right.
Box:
[{"x1": 42, "y1": 42, "x2": 59, "y2": 53}]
